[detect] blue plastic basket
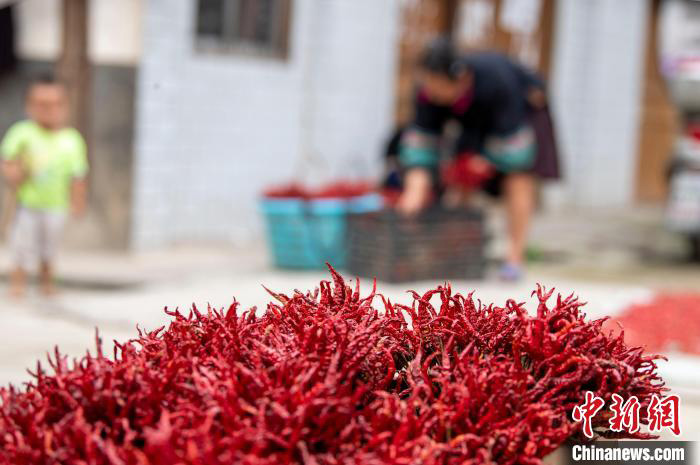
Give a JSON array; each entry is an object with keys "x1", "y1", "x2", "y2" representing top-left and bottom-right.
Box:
[
  {"x1": 261, "y1": 194, "x2": 381, "y2": 270},
  {"x1": 349, "y1": 193, "x2": 384, "y2": 213},
  {"x1": 308, "y1": 199, "x2": 348, "y2": 268},
  {"x1": 260, "y1": 199, "x2": 318, "y2": 269}
]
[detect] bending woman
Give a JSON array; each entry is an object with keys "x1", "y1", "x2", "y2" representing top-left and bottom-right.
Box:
[{"x1": 398, "y1": 39, "x2": 560, "y2": 280}]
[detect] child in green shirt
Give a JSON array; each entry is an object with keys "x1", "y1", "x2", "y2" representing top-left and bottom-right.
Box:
[{"x1": 1, "y1": 74, "x2": 88, "y2": 297}]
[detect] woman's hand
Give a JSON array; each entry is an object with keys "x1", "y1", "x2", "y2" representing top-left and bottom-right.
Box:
[
  {"x1": 466, "y1": 155, "x2": 493, "y2": 176},
  {"x1": 527, "y1": 87, "x2": 547, "y2": 109},
  {"x1": 397, "y1": 168, "x2": 432, "y2": 216}
]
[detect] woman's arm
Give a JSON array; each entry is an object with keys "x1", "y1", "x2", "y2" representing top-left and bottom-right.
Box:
[
  {"x1": 397, "y1": 167, "x2": 433, "y2": 215},
  {"x1": 508, "y1": 59, "x2": 547, "y2": 108},
  {"x1": 397, "y1": 93, "x2": 449, "y2": 215},
  {"x1": 509, "y1": 59, "x2": 545, "y2": 90}
]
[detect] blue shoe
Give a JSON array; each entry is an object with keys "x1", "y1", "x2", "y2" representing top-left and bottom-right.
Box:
[{"x1": 499, "y1": 263, "x2": 523, "y2": 282}]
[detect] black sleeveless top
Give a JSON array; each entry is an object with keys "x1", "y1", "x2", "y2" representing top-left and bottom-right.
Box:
[{"x1": 411, "y1": 51, "x2": 545, "y2": 154}]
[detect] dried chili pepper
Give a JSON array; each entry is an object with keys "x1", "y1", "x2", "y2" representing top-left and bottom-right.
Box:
[
  {"x1": 0, "y1": 267, "x2": 665, "y2": 464},
  {"x1": 609, "y1": 293, "x2": 700, "y2": 355}
]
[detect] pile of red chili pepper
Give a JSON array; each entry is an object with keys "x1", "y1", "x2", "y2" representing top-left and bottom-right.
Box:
[
  {"x1": 0, "y1": 268, "x2": 666, "y2": 464},
  {"x1": 263, "y1": 181, "x2": 374, "y2": 200},
  {"x1": 610, "y1": 293, "x2": 700, "y2": 355}
]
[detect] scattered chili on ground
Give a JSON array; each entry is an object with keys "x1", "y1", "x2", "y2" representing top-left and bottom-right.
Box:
[{"x1": 609, "y1": 293, "x2": 700, "y2": 355}]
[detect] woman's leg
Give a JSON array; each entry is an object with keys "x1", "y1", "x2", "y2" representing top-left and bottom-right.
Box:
[{"x1": 503, "y1": 172, "x2": 537, "y2": 266}]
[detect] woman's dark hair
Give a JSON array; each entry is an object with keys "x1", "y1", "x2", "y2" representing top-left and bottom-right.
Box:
[{"x1": 419, "y1": 37, "x2": 460, "y2": 79}]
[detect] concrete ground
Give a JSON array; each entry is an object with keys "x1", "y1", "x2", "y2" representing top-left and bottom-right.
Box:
[{"x1": 0, "y1": 206, "x2": 699, "y2": 444}]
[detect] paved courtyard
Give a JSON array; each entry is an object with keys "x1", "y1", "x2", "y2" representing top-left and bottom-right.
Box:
[{"x1": 0, "y1": 241, "x2": 661, "y2": 387}]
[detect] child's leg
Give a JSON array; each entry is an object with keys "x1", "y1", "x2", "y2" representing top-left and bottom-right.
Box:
[
  {"x1": 38, "y1": 210, "x2": 66, "y2": 296},
  {"x1": 9, "y1": 267, "x2": 27, "y2": 298},
  {"x1": 38, "y1": 261, "x2": 54, "y2": 296},
  {"x1": 8, "y1": 208, "x2": 35, "y2": 298}
]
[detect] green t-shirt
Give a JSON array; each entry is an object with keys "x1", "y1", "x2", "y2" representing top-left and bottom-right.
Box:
[{"x1": 1, "y1": 120, "x2": 88, "y2": 210}]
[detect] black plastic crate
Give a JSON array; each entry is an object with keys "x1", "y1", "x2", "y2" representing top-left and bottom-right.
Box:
[{"x1": 346, "y1": 208, "x2": 486, "y2": 283}]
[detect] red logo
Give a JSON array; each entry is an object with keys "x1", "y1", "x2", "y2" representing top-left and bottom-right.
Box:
[
  {"x1": 573, "y1": 392, "x2": 681, "y2": 437},
  {"x1": 648, "y1": 394, "x2": 681, "y2": 436},
  {"x1": 609, "y1": 394, "x2": 640, "y2": 434},
  {"x1": 572, "y1": 391, "x2": 605, "y2": 439}
]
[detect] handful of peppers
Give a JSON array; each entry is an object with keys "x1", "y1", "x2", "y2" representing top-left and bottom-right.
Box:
[{"x1": 0, "y1": 267, "x2": 665, "y2": 464}]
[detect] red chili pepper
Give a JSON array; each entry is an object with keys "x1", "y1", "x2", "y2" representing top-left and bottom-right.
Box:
[
  {"x1": 0, "y1": 266, "x2": 666, "y2": 464},
  {"x1": 262, "y1": 181, "x2": 375, "y2": 200},
  {"x1": 608, "y1": 293, "x2": 700, "y2": 355}
]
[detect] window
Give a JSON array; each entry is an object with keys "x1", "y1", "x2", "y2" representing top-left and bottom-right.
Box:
[{"x1": 196, "y1": 0, "x2": 292, "y2": 59}]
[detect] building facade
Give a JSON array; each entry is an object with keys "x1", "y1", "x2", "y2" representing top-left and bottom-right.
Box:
[
  {"x1": 0, "y1": 0, "x2": 665, "y2": 250},
  {"x1": 131, "y1": 0, "x2": 399, "y2": 248}
]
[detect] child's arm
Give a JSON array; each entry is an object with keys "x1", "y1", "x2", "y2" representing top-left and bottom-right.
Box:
[
  {"x1": 67, "y1": 128, "x2": 89, "y2": 218},
  {"x1": 71, "y1": 178, "x2": 87, "y2": 217},
  {"x1": 1, "y1": 123, "x2": 29, "y2": 188},
  {"x1": 1, "y1": 160, "x2": 25, "y2": 188}
]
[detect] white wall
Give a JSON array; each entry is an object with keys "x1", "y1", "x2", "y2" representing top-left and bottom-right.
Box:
[
  {"x1": 13, "y1": 0, "x2": 142, "y2": 65},
  {"x1": 547, "y1": 0, "x2": 650, "y2": 208},
  {"x1": 659, "y1": 0, "x2": 700, "y2": 62},
  {"x1": 89, "y1": 0, "x2": 142, "y2": 65},
  {"x1": 130, "y1": 0, "x2": 400, "y2": 248},
  {"x1": 305, "y1": 1, "x2": 399, "y2": 182},
  {"x1": 15, "y1": 0, "x2": 61, "y2": 61}
]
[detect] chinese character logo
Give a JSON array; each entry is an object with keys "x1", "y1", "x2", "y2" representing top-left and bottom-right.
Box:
[
  {"x1": 572, "y1": 392, "x2": 682, "y2": 437},
  {"x1": 609, "y1": 393, "x2": 640, "y2": 434},
  {"x1": 572, "y1": 391, "x2": 605, "y2": 439},
  {"x1": 647, "y1": 394, "x2": 681, "y2": 436}
]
